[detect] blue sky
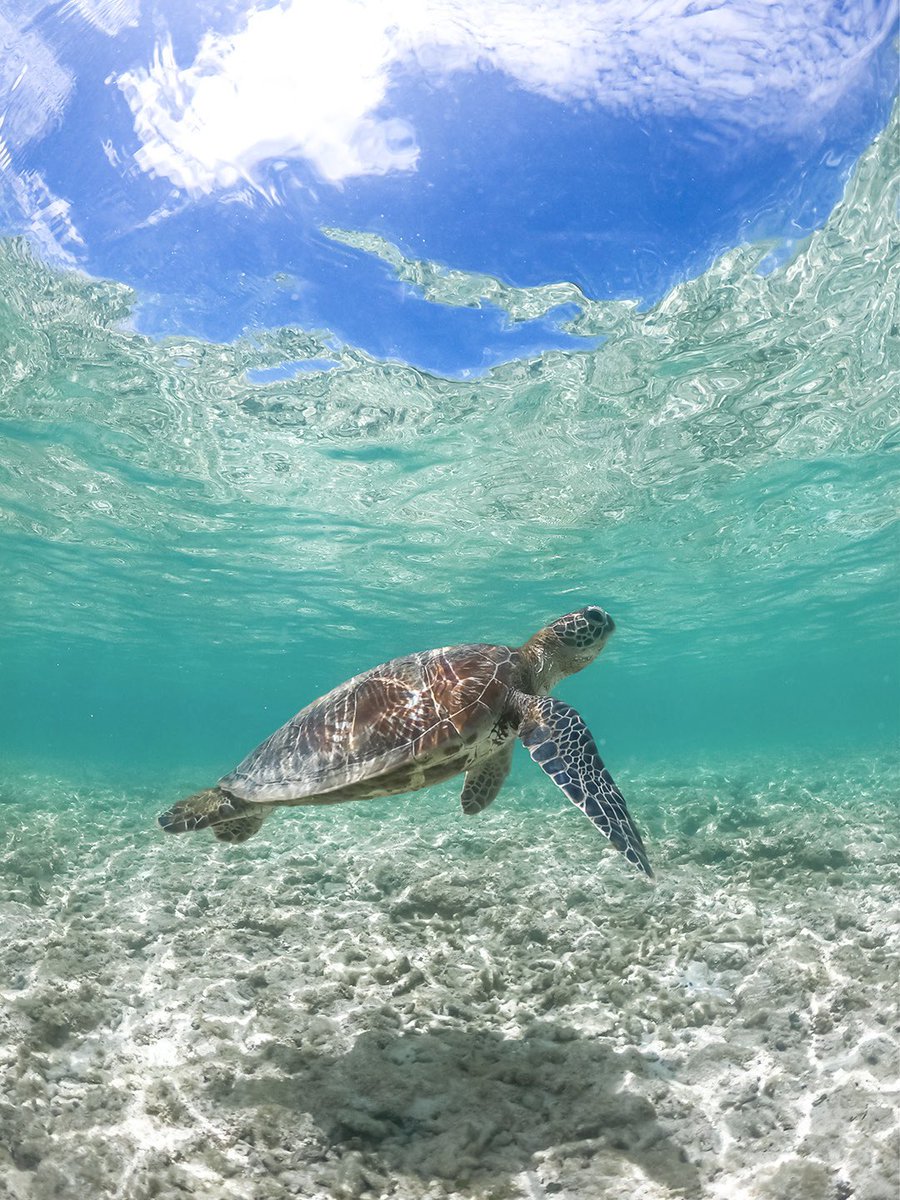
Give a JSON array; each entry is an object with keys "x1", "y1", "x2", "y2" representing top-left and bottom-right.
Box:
[{"x1": 0, "y1": 0, "x2": 897, "y2": 374}]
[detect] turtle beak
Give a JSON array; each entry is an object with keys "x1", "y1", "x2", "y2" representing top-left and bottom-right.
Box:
[{"x1": 584, "y1": 606, "x2": 614, "y2": 639}]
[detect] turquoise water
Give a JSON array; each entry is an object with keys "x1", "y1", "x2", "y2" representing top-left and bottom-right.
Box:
[
  {"x1": 3, "y1": 106, "x2": 898, "y2": 782},
  {"x1": 1, "y1": 105, "x2": 898, "y2": 1200}
]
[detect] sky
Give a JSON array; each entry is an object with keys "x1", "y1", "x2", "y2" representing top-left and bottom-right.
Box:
[{"x1": 0, "y1": 0, "x2": 897, "y2": 374}]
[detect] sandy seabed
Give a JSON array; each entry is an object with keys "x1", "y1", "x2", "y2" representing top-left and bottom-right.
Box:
[{"x1": 0, "y1": 757, "x2": 897, "y2": 1200}]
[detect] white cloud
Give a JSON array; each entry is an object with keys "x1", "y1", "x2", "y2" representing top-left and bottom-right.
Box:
[
  {"x1": 117, "y1": 0, "x2": 895, "y2": 195},
  {"x1": 117, "y1": 1, "x2": 419, "y2": 195}
]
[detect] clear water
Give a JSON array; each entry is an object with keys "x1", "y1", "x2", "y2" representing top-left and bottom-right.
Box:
[
  {"x1": 2, "y1": 105, "x2": 898, "y2": 782},
  {"x1": 1, "y1": 98, "x2": 898, "y2": 1200}
]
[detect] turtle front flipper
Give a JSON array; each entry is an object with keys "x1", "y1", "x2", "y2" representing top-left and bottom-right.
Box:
[
  {"x1": 514, "y1": 695, "x2": 653, "y2": 878},
  {"x1": 158, "y1": 787, "x2": 268, "y2": 843},
  {"x1": 460, "y1": 742, "x2": 514, "y2": 814}
]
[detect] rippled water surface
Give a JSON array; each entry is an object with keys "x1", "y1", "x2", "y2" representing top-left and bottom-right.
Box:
[{"x1": 2, "y1": 106, "x2": 897, "y2": 776}]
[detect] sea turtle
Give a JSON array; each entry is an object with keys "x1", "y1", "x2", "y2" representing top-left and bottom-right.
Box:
[{"x1": 158, "y1": 605, "x2": 653, "y2": 876}]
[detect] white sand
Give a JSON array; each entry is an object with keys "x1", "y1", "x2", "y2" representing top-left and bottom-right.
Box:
[{"x1": 1, "y1": 757, "x2": 897, "y2": 1199}]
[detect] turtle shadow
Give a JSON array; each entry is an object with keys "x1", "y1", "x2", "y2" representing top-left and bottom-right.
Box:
[{"x1": 221, "y1": 1021, "x2": 702, "y2": 1193}]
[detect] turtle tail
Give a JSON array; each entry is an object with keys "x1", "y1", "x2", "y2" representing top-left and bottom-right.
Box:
[{"x1": 158, "y1": 787, "x2": 268, "y2": 843}]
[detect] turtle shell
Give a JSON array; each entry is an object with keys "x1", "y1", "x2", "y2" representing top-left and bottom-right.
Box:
[{"x1": 218, "y1": 644, "x2": 521, "y2": 804}]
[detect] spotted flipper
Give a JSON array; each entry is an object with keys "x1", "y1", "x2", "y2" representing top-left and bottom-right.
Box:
[
  {"x1": 460, "y1": 742, "x2": 514, "y2": 814},
  {"x1": 158, "y1": 787, "x2": 269, "y2": 843},
  {"x1": 515, "y1": 695, "x2": 653, "y2": 878}
]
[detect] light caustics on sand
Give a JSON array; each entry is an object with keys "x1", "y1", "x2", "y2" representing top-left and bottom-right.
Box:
[{"x1": 1, "y1": 758, "x2": 898, "y2": 1198}]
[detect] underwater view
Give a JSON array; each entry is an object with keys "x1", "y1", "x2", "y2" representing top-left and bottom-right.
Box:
[{"x1": 1, "y1": 1, "x2": 898, "y2": 1197}]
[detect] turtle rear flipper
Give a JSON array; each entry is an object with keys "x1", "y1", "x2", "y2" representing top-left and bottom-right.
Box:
[
  {"x1": 460, "y1": 742, "x2": 514, "y2": 814},
  {"x1": 515, "y1": 694, "x2": 653, "y2": 878},
  {"x1": 158, "y1": 788, "x2": 268, "y2": 843}
]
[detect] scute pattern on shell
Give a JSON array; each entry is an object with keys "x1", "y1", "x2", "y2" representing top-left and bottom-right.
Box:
[{"x1": 219, "y1": 645, "x2": 526, "y2": 804}]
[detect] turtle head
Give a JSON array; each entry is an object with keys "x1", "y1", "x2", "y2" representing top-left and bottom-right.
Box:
[{"x1": 525, "y1": 605, "x2": 615, "y2": 688}]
